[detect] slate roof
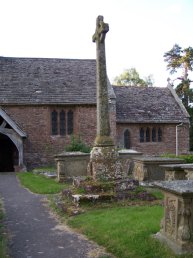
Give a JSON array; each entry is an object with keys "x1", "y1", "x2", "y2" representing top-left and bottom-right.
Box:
[
  {"x1": 0, "y1": 57, "x2": 96, "y2": 105},
  {"x1": 113, "y1": 86, "x2": 189, "y2": 123},
  {"x1": 0, "y1": 56, "x2": 189, "y2": 124}
]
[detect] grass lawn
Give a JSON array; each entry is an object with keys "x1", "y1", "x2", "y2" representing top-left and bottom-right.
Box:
[
  {"x1": 68, "y1": 206, "x2": 193, "y2": 258},
  {"x1": 17, "y1": 172, "x2": 68, "y2": 194},
  {"x1": 16, "y1": 172, "x2": 193, "y2": 258},
  {"x1": 0, "y1": 200, "x2": 9, "y2": 258}
]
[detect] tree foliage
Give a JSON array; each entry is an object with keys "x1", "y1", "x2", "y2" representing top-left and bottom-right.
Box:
[
  {"x1": 164, "y1": 44, "x2": 193, "y2": 150},
  {"x1": 187, "y1": 106, "x2": 193, "y2": 151},
  {"x1": 164, "y1": 44, "x2": 193, "y2": 108},
  {"x1": 113, "y1": 68, "x2": 154, "y2": 87}
]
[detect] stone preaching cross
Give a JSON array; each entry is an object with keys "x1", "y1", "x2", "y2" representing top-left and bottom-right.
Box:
[
  {"x1": 92, "y1": 15, "x2": 113, "y2": 146},
  {"x1": 88, "y1": 16, "x2": 125, "y2": 180}
]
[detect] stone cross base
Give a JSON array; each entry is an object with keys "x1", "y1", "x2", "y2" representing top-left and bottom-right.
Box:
[
  {"x1": 88, "y1": 146, "x2": 126, "y2": 180},
  {"x1": 154, "y1": 180, "x2": 193, "y2": 254}
]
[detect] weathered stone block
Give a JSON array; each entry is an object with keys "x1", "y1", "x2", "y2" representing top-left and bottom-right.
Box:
[
  {"x1": 55, "y1": 152, "x2": 90, "y2": 182},
  {"x1": 89, "y1": 146, "x2": 126, "y2": 180},
  {"x1": 161, "y1": 163, "x2": 193, "y2": 181},
  {"x1": 133, "y1": 157, "x2": 184, "y2": 181},
  {"x1": 154, "y1": 180, "x2": 193, "y2": 254}
]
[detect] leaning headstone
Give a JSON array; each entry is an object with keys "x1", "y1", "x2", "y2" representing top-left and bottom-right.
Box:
[
  {"x1": 89, "y1": 16, "x2": 125, "y2": 180},
  {"x1": 154, "y1": 180, "x2": 193, "y2": 254}
]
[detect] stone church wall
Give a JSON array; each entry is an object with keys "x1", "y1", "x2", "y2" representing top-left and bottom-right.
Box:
[
  {"x1": 4, "y1": 106, "x2": 64, "y2": 169},
  {"x1": 1, "y1": 105, "x2": 189, "y2": 170},
  {"x1": 116, "y1": 123, "x2": 189, "y2": 155},
  {"x1": 3, "y1": 105, "x2": 94, "y2": 169},
  {"x1": 3, "y1": 104, "x2": 117, "y2": 169}
]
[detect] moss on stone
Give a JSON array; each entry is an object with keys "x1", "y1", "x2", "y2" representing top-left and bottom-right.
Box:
[{"x1": 94, "y1": 135, "x2": 114, "y2": 146}]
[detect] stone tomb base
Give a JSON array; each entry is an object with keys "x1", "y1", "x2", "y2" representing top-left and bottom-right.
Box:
[
  {"x1": 89, "y1": 146, "x2": 126, "y2": 180},
  {"x1": 154, "y1": 180, "x2": 193, "y2": 255},
  {"x1": 133, "y1": 157, "x2": 184, "y2": 181},
  {"x1": 55, "y1": 151, "x2": 90, "y2": 182}
]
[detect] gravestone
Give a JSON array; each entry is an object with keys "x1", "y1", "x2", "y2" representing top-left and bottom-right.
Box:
[{"x1": 89, "y1": 16, "x2": 125, "y2": 180}]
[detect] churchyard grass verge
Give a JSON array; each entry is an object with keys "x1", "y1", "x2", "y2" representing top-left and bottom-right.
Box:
[
  {"x1": 0, "y1": 199, "x2": 9, "y2": 258},
  {"x1": 17, "y1": 172, "x2": 68, "y2": 194},
  {"x1": 17, "y1": 172, "x2": 193, "y2": 258},
  {"x1": 67, "y1": 206, "x2": 193, "y2": 258}
]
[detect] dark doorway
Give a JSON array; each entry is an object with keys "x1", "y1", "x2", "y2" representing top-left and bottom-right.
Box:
[
  {"x1": 124, "y1": 129, "x2": 131, "y2": 149},
  {"x1": 0, "y1": 134, "x2": 18, "y2": 172}
]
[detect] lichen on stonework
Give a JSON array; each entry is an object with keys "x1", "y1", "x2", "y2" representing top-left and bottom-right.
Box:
[
  {"x1": 91, "y1": 146, "x2": 118, "y2": 160},
  {"x1": 94, "y1": 135, "x2": 114, "y2": 146}
]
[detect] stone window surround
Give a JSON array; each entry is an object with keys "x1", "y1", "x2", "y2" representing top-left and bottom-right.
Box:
[
  {"x1": 139, "y1": 126, "x2": 163, "y2": 143},
  {"x1": 51, "y1": 109, "x2": 74, "y2": 136}
]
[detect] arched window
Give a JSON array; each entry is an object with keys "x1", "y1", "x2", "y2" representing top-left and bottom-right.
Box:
[
  {"x1": 124, "y1": 129, "x2": 130, "y2": 149},
  {"x1": 152, "y1": 128, "x2": 156, "y2": 142},
  {"x1": 60, "y1": 110, "x2": 66, "y2": 135},
  {"x1": 146, "y1": 128, "x2": 150, "y2": 142},
  {"x1": 158, "y1": 128, "x2": 162, "y2": 142},
  {"x1": 140, "y1": 128, "x2": 144, "y2": 142},
  {"x1": 67, "y1": 110, "x2": 73, "y2": 135},
  {"x1": 51, "y1": 110, "x2": 58, "y2": 135}
]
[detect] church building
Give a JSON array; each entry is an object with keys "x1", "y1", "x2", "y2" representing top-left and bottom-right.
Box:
[{"x1": 0, "y1": 56, "x2": 190, "y2": 171}]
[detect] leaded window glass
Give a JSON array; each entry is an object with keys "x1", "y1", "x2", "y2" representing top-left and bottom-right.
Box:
[
  {"x1": 152, "y1": 128, "x2": 156, "y2": 142},
  {"x1": 67, "y1": 110, "x2": 73, "y2": 135},
  {"x1": 51, "y1": 110, "x2": 58, "y2": 135},
  {"x1": 146, "y1": 128, "x2": 150, "y2": 142},
  {"x1": 60, "y1": 110, "x2": 66, "y2": 135},
  {"x1": 158, "y1": 128, "x2": 162, "y2": 142},
  {"x1": 140, "y1": 128, "x2": 144, "y2": 142},
  {"x1": 124, "y1": 129, "x2": 130, "y2": 149}
]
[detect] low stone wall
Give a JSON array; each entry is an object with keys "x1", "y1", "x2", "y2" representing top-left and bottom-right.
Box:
[{"x1": 132, "y1": 157, "x2": 184, "y2": 181}]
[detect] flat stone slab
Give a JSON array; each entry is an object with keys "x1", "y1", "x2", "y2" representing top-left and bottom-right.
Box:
[
  {"x1": 160, "y1": 163, "x2": 193, "y2": 170},
  {"x1": 55, "y1": 151, "x2": 90, "y2": 157},
  {"x1": 132, "y1": 157, "x2": 184, "y2": 163},
  {"x1": 118, "y1": 149, "x2": 142, "y2": 154},
  {"x1": 154, "y1": 180, "x2": 193, "y2": 196},
  {"x1": 72, "y1": 194, "x2": 100, "y2": 202}
]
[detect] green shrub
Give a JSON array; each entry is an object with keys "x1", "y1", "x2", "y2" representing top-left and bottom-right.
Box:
[
  {"x1": 161, "y1": 153, "x2": 193, "y2": 163},
  {"x1": 65, "y1": 135, "x2": 91, "y2": 153},
  {"x1": 180, "y1": 154, "x2": 193, "y2": 163}
]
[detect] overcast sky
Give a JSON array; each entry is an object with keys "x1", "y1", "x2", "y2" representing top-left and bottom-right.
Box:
[{"x1": 0, "y1": 0, "x2": 193, "y2": 87}]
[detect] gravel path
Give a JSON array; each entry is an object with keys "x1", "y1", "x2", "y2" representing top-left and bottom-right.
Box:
[{"x1": 0, "y1": 173, "x2": 111, "y2": 258}]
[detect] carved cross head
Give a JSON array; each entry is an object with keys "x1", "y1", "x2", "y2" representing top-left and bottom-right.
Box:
[{"x1": 92, "y1": 15, "x2": 109, "y2": 43}]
